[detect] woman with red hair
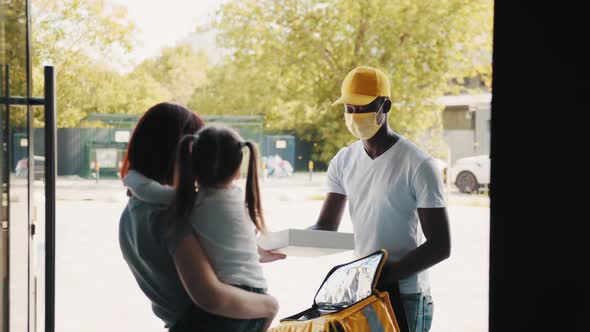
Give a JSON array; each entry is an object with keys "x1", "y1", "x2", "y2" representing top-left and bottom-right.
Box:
[{"x1": 118, "y1": 103, "x2": 279, "y2": 331}]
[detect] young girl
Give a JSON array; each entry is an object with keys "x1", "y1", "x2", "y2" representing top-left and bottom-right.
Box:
[{"x1": 172, "y1": 125, "x2": 270, "y2": 331}]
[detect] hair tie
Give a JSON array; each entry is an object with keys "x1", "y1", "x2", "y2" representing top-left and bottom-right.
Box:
[{"x1": 239, "y1": 141, "x2": 247, "y2": 148}]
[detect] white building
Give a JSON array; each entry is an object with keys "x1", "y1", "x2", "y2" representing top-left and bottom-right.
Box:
[{"x1": 438, "y1": 93, "x2": 492, "y2": 164}]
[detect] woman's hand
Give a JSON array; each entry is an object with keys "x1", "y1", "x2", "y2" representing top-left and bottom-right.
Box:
[
  {"x1": 258, "y1": 246, "x2": 287, "y2": 263},
  {"x1": 261, "y1": 295, "x2": 279, "y2": 331}
]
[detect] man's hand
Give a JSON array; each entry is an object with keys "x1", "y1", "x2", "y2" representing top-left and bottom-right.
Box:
[
  {"x1": 378, "y1": 207, "x2": 451, "y2": 289},
  {"x1": 377, "y1": 259, "x2": 402, "y2": 290},
  {"x1": 258, "y1": 246, "x2": 287, "y2": 263}
]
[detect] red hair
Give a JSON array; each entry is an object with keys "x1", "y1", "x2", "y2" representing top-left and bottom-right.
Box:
[{"x1": 121, "y1": 103, "x2": 204, "y2": 185}]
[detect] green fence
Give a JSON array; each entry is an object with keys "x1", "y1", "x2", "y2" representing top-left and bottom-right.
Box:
[
  {"x1": 11, "y1": 115, "x2": 269, "y2": 178},
  {"x1": 80, "y1": 141, "x2": 128, "y2": 178}
]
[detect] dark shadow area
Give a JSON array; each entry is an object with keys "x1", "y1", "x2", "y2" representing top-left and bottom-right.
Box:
[{"x1": 490, "y1": 2, "x2": 584, "y2": 331}]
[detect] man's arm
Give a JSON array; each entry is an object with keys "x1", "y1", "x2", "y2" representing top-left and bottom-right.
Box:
[
  {"x1": 307, "y1": 193, "x2": 347, "y2": 231},
  {"x1": 260, "y1": 192, "x2": 346, "y2": 262},
  {"x1": 258, "y1": 192, "x2": 346, "y2": 262},
  {"x1": 378, "y1": 207, "x2": 451, "y2": 288}
]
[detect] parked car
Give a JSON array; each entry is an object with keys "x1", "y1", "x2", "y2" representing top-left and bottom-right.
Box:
[
  {"x1": 15, "y1": 155, "x2": 45, "y2": 180},
  {"x1": 449, "y1": 155, "x2": 490, "y2": 193}
]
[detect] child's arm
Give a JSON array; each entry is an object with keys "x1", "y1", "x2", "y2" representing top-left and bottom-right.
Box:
[
  {"x1": 123, "y1": 170, "x2": 175, "y2": 204},
  {"x1": 173, "y1": 232, "x2": 279, "y2": 320}
]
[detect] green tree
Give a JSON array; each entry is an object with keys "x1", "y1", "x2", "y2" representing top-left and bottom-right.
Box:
[
  {"x1": 134, "y1": 43, "x2": 208, "y2": 106},
  {"x1": 190, "y1": 0, "x2": 493, "y2": 162},
  {"x1": 1, "y1": 0, "x2": 29, "y2": 97},
  {"x1": 31, "y1": 0, "x2": 140, "y2": 127},
  {"x1": 57, "y1": 61, "x2": 173, "y2": 127}
]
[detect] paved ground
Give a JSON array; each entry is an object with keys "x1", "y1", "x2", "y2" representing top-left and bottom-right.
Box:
[{"x1": 9, "y1": 173, "x2": 489, "y2": 331}]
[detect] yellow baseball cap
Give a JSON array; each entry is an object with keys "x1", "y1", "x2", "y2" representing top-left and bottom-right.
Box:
[{"x1": 332, "y1": 66, "x2": 391, "y2": 106}]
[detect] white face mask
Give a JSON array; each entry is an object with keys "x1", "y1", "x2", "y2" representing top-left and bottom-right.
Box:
[{"x1": 344, "y1": 102, "x2": 385, "y2": 139}]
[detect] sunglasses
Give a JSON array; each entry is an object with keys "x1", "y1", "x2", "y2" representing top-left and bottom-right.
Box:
[{"x1": 344, "y1": 100, "x2": 385, "y2": 114}]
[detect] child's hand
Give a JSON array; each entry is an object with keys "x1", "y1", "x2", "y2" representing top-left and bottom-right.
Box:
[{"x1": 258, "y1": 246, "x2": 287, "y2": 263}]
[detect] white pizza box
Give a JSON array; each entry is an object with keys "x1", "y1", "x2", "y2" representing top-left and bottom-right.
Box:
[{"x1": 257, "y1": 229, "x2": 355, "y2": 257}]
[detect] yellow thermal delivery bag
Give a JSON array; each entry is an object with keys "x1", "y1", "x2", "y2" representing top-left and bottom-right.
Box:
[{"x1": 269, "y1": 249, "x2": 400, "y2": 332}]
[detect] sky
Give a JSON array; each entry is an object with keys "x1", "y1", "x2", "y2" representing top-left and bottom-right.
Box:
[{"x1": 108, "y1": 0, "x2": 224, "y2": 67}]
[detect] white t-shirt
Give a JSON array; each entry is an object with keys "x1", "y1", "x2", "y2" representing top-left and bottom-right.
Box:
[
  {"x1": 123, "y1": 170, "x2": 267, "y2": 289},
  {"x1": 326, "y1": 136, "x2": 445, "y2": 294}
]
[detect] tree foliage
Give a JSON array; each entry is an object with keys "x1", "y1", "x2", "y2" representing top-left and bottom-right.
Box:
[
  {"x1": 4, "y1": 0, "x2": 492, "y2": 164},
  {"x1": 190, "y1": 0, "x2": 493, "y2": 162}
]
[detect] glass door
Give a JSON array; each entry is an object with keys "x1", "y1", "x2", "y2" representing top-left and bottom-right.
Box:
[{"x1": 1, "y1": 1, "x2": 56, "y2": 331}]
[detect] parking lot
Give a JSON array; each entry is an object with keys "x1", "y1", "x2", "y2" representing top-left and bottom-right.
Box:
[{"x1": 9, "y1": 172, "x2": 489, "y2": 331}]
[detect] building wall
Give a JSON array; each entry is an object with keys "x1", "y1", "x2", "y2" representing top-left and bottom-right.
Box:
[
  {"x1": 474, "y1": 103, "x2": 491, "y2": 157},
  {"x1": 442, "y1": 100, "x2": 491, "y2": 164}
]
